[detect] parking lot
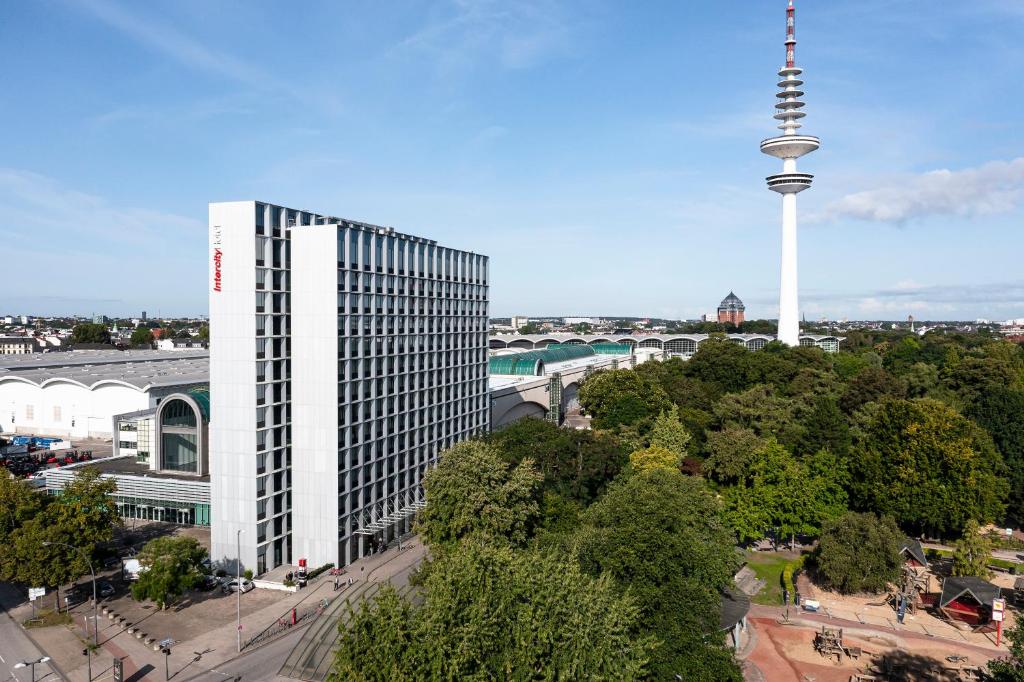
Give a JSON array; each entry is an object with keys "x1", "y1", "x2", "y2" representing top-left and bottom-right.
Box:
[{"x1": 1, "y1": 434, "x2": 114, "y2": 481}]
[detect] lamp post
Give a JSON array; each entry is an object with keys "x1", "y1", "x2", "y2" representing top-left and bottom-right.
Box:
[
  {"x1": 236, "y1": 529, "x2": 244, "y2": 652},
  {"x1": 14, "y1": 656, "x2": 51, "y2": 682},
  {"x1": 44, "y1": 541, "x2": 97, "y2": 681}
]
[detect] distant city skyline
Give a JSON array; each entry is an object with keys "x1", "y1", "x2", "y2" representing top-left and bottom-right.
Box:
[{"x1": 2, "y1": 1, "x2": 1023, "y2": 320}]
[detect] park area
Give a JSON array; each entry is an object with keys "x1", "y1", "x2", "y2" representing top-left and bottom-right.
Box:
[{"x1": 739, "y1": 548, "x2": 1017, "y2": 681}]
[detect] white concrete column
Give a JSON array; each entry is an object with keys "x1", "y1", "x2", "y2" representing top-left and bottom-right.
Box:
[{"x1": 778, "y1": 192, "x2": 799, "y2": 346}]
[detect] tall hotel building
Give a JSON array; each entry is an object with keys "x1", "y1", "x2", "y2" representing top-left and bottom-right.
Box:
[{"x1": 209, "y1": 201, "x2": 489, "y2": 574}]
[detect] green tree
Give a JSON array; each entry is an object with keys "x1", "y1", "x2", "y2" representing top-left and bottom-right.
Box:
[
  {"x1": 486, "y1": 417, "x2": 627, "y2": 504},
  {"x1": 796, "y1": 397, "x2": 851, "y2": 458},
  {"x1": 813, "y1": 512, "x2": 903, "y2": 594},
  {"x1": 0, "y1": 469, "x2": 119, "y2": 608},
  {"x1": 682, "y1": 338, "x2": 752, "y2": 394},
  {"x1": 629, "y1": 445, "x2": 679, "y2": 473},
  {"x1": 70, "y1": 323, "x2": 111, "y2": 344},
  {"x1": 849, "y1": 398, "x2": 1008, "y2": 536},
  {"x1": 518, "y1": 322, "x2": 541, "y2": 335},
  {"x1": 330, "y1": 543, "x2": 653, "y2": 681},
  {"x1": 969, "y1": 388, "x2": 1024, "y2": 525},
  {"x1": 722, "y1": 441, "x2": 846, "y2": 544},
  {"x1": 572, "y1": 322, "x2": 592, "y2": 334},
  {"x1": 987, "y1": 621, "x2": 1024, "y2": 681},
  {"x1": 713, "y1": 384, "x2": 803, "y2": 449},
  {"x1": 130, "y1": 536, "x2": 209, "y2": 609},
  {"x1": 197, "y1": 324, "x2": 210, "y2": 341},
  {"x1": 578, "y1": 369, "x2": 671, "y2": 430},
  {"x1": 703, "y1": 426, "x2": 765, "y2": 484},
  {"x1": 943, "y1": 356, "x2": 1019, "y2": 404},
  {"x1": 574, "y1": 470, "x2": 742, "y2": 681},
  {"x1": 129, "y1": 326, "x2": 154, "y2": 347},
  {"x1": 648, "y1": 405, "x2": 691, "y2": 457},
  {"x1": 952, "y1": 519, "x2": 992, "y2": 578},
  {"x1": 416, "y1": 441, "x2": 542, "y2": 551},
  {"x1": 839, "y1": 366, "x2": 904, "y2": 414}
]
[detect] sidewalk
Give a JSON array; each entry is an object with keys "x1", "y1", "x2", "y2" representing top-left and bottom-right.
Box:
[{"x1": 8, "y1": 538, "x2": 427, "y2": 682}]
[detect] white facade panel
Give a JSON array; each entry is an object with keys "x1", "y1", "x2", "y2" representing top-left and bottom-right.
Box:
[
  {"x1": 209, "y1": 201, "x2": 261, "y2": 571},
  {"x1": 290, "y1": 225, "x2": 340, "y2": 567}
]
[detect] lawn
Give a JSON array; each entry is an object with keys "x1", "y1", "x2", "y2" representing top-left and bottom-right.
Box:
[{"x1": 744, "y1": 552, "x2": 796, "y2": 606}]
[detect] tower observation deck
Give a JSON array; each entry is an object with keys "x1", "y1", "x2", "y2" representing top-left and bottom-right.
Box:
[{"x1": 760, "y1": 0, "x2": 819, "y2": 346}]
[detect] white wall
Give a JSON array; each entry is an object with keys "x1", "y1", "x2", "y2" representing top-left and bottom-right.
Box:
[
  {"x1": 209, "y1": 201, "x2": 260, "y2": 571},
  {"x1": 290, "y1": 224, "x2": 340, "y2": 567},
  {"x1": 0, "y1": 378, "x2": 150, "y2": 438}
]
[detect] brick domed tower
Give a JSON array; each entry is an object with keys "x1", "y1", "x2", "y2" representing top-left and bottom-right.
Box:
[{"x1": 717, "y1": 292, "x2": 745, "y2": 326}]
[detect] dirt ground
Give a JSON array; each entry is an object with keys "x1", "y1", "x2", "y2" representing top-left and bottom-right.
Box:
[{"x1": 746, "y1": 614, "x2": 999, "y2": 682}]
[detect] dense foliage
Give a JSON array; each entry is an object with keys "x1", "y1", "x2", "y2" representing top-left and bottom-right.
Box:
[
  {"x1": 0, "y1": 469, "x2": 120, "y2": 607},
  {"x1": 330, "y1": 543, "x2": 653, "y2": 681},
  {"x1": 813, "y1": 512, "x2": 903, "y2": 594},
  {"x1": 416, "y1": 441, "x2": 542, "y2": 551},
  {"x1": 70, "y1": 323, "x2": 111, "y2": 344},
  {"x1": 334, "y1": 328, "x2": 1023, "y2": 680},
  {"x1": 574, "y1": 470, "x2": 742, "y2": 681},
  {"x1": 131, "y1": 536, "x2": 209, "y2": 609}
]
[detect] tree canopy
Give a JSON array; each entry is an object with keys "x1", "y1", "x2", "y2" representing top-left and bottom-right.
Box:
[
  {"x1": 70, "y1": 323, "x2": 111, "y2": 345},
  {"x1": 813, "y1": 512, "x2": 903, "y2": 594},
  {"x1": 416, "y1": 441, "x2": 542, "y2": 551},
  {"x1": 131, "y1": 536, "x2": 209, "y2": 609},
  {"x1": 330, "y1": 542, "x2": 653, "y2": 681},
  {"x1": 578, "y1": 369, "x2": 671, "y2": 431},
  {"x1": 574, "y1": 469, "x2": 742, "y2": 681},
  {"x1": 848, "y1": 398, "x2": 1007, "y2": 536}
]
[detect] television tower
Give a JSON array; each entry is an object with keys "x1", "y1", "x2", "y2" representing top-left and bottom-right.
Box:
[{"x1": 761, "y1": 0, "x2": 819, "y2": 346}]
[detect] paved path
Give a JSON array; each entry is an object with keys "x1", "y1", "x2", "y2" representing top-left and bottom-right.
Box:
[{"x1": 0, "y1": 584, "x2": 64, "y2": 682}]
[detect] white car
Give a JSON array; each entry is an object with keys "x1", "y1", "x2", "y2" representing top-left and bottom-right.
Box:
[{"x1": 222, "y1": 578, "x2": 254, "y2": 594}]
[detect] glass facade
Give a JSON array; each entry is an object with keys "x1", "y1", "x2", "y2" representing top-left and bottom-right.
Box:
[{"x1": 161, "y1": 432, "x2": 198, "y2": 472}]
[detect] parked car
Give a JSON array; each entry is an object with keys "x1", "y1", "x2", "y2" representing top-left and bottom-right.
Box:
[
  {"x1": 198, "y1": 575, "x2": 221, "y2": 591},
  {"x1": 64, "y1": 590, "x2": 87, "y2": 607},
  {"x1": 97, "y1": 581, "x2": 115, "y2": 598},
  {"x1": 102, "y1": 556, "x2": 121, "y2": 569},
  {"x1": 222, "y1": 578, "x2": 254, "y2": 594}
]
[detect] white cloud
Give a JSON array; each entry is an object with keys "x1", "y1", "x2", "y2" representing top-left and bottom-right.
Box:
[
  {"x1": 0, "y1": 168, "x2": 201, "y2": 247},
  {"x1": 393, "y1": 0, "x2": 572, "y2": 73},
  {"x1": 815, "y1": 157, "x2": 1024, "y2": 224}
]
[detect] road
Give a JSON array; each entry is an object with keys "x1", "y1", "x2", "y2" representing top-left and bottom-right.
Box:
[
  {"x1": 181, "y1": 628, "x2": 303, "y2": 682},
  {"x1": 0, "y1": 584, "x2": 62, "y2": 682}
]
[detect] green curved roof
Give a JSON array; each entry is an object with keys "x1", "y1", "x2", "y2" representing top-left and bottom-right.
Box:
[
  {"x1": 187, "y1": 387, "x2": 210, "y2": 421},
  {"x1": 489, "y1": 345, "x2": 598, "y2": 376},
  {"x1": 590, "y1": 343, "x2": 632, "y2": 355}
]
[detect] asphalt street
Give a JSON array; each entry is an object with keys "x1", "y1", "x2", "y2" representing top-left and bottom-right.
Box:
[
  {"x1": 0, "y1": 584, "x2": 62, "y2": 682},
  {"x1": 181, "y1": 627, "x2": 303, "y2": 682}
]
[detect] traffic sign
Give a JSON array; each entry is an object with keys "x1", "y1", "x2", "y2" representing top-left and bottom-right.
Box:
[
  {"x1": 28, "y1": 587, "x2": 46, "y2": 601},
  {"x1": 994, "y1": 598, "x2": 1006, "y2": 613}
]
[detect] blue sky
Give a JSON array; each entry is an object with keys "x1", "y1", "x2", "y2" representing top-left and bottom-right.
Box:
[{"x1": 2, "y1": 0, "x2": 1023, "y2": 321}]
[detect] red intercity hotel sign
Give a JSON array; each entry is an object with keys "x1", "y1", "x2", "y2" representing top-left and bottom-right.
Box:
[{"x1": 213, "y1": 248, "x2": 223, "y2": 292}]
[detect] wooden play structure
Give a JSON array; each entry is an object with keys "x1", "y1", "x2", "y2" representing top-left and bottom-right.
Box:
[{"x1": 813, "y1": 626, "x2": 862, "y2": 663}]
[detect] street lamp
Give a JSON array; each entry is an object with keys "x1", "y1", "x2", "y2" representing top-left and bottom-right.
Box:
[
  {"x1": 44, "y1": 540, "x2": 97, "y2": 681},
  {"x1": 236, "y1": 529, "x2": 244, "y2": 653},
  {"x1": 14, "y1": 656, "x2": 51, "y2": 682}
]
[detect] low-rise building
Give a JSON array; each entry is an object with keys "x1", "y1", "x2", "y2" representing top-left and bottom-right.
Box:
[{"x1": 0, "y1": 349, "x2": 208, "y2": 438}]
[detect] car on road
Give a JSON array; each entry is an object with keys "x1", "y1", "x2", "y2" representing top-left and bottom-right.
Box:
[
  {"x1": 222, "y1": 578, "x2": 254, "y2": 594},
  {"x1": 198, "y1": 575, "x2": 221, "y2": 591},
  {"x1": 102, "y1": 555, "x2": 121, "y2": 569},
  {"x1": 97, "y1": 581, "x2": 115, "y2": 598}
]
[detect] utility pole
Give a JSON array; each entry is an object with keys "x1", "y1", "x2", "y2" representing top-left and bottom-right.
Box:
[{"x1": 236, "y1": 529, "x2": 244, "y2": 652}]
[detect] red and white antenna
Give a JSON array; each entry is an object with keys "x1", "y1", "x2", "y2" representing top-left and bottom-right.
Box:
[{"x1": 786, "y1": 0, "x2": 796, "y2": 68}]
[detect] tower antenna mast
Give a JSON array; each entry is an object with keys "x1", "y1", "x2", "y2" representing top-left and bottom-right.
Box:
[{"x1": 760, "y1": 0, "x2": 820, "y2": 346}]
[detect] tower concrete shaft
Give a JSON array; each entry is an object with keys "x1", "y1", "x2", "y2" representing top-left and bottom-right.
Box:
[{"x1": 760, "y1": 0, "x2": 818, "y2": 346}]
